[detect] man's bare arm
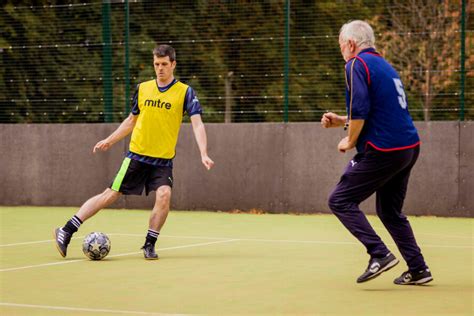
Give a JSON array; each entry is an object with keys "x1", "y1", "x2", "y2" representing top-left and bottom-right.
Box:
[
  {"x1": 190, "y1": 114, "x2": 214, "y2": 170},
  {"x1": 93, "y1": 114, "x2": 138, "y2": 153}
]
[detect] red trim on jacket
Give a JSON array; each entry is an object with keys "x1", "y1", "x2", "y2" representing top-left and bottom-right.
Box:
[
  {"x1": 365, "y1": 141, "x2": 421, "y2": 152},
  {"x1": 354, "y1": 56, "x2": 371, "y2": 85}
]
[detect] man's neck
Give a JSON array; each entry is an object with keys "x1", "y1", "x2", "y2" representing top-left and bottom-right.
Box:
[
  {"x1": 157, "y1": 77, "x2": 175, "y2": 87},
  {"x1": 356, "y1": 46, "x2": 375, "y2": 55}
]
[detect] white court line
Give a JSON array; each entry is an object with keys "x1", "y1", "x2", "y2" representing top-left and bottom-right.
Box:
[
  {"x1": 0, "y1": 236, "x2": 85, "y2": 247},
  {"x1": 0, "y1": 234, "x2": 216, "y2": 248},
  {"x1": 412, "y1": 232, "x2": 474, "y2": 239},
  {"x1": 0, "y1": 234, "x2": 223, "y2": 247},
  {"x1": 0, "y1": 302, "x2": 191, "y2": 316},
  {"x1": 0, "y1": 239, "x2": 238, "y2": 272},
  {"x1": 371, "y1": 225, "x2": 473, "y2": 239},
  {"x1": 111, "y1": 234, "x2": 473, "y2": 249},
  {"x1": 109, "y1": 233, "x2": 474, "y2": 249},
  {"x1": 134, "y1": 234, "x2": 359, "y2": 245},
  {"x1": 0, "y1": 233, "x2": 227, "y2": 248},
  {"x1": 1, "y1": 233, "x2": 472, "y2": 249}
]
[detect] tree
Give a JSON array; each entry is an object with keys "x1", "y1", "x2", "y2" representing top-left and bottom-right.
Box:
[{"x1": 371, "y1": 0, "x2": 472, "y2": 121}]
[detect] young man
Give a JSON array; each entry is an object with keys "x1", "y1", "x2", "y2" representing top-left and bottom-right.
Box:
[
  {"x1": 54, "y1": 44, "x2": 214, "y2": 260},
  {"x1": 321, "y1": 21, "x2": 432, "y2": 285}
]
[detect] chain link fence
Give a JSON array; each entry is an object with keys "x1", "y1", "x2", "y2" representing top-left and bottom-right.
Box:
[{"x1": 0, "y1": 0, "x2": 472, "y2": 123}]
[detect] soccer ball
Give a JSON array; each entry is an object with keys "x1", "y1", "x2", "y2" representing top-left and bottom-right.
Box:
[{"x1": 82, "y1": 232, "x2": 111, "y2": 260}]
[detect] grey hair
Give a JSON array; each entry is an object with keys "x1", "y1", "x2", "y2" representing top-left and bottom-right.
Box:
[{"x1": 339, "y1": 20, "x2": 375, "y2": 49}]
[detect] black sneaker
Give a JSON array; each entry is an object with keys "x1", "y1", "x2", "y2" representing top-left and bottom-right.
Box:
[
  {"x1": 53, "y1": 228, "x2": 72, "y2": 258},
  {"x1": 357, "y1": 253, "x2": 399, "y2": 283},
  {"x1": 394, "y1": 268, "x2": 433, "y2": 285},
  {"x1": 141, "y1": 242, "x2": 159, "y2": 260}
]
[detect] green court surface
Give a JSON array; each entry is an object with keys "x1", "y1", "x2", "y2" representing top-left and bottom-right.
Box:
[{"x1": 0, "y1": 207, "x2": 472, "y2": 316}]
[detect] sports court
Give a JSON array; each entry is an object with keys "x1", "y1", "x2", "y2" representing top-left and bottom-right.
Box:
[
  {"x1": 1, "y1": 207, "x2": 472, "y2": 315},
  {"x1": 1, "y1": 1, "x2": 473, "y2": 316}
]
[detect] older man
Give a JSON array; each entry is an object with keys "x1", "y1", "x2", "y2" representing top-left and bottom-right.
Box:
[{"x1": 321, "y1": 20, "x2": 432, "y2": 285}]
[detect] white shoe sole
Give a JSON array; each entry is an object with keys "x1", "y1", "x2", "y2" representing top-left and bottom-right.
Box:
[
  {"x1": 357, "y1": 258, "x2": 399, "y2": 283},
  {"x1": 397, "y1": 276, "x2": 433, "y2": 285}
]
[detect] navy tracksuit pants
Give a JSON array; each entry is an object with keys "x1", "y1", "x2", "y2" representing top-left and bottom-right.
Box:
[{"x1": 328, "y1": 145, "x2": 427, "y2": 272}]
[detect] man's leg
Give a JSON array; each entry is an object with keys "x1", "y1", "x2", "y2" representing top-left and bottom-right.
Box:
[
  {"x1": 142, "y1": 185, "x2": 172, "y2": 260},
  {"x1": 328, "y1": 151, "x2": 405, "y2": 282},
  {"x1": 76, "y1": 188, "x2": 122, "y2": 222},
  {"x1": 376, "y1": 175, "x2": 427, "y2": 272},
  {"x1": 328, "y1": 153, "x2": 391, "y2": 258},
  {"x1": 54, "y1": 188, "x2": 121, "y2": 257},
  {"x1": 375, "y1": 148, "x2": 430, "y2": 279},
  {"x1": 149, "y1": 185, "x2": 172, "y2": 231}
]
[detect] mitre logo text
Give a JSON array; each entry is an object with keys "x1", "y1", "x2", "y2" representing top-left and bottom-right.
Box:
[{"x1": 144, "y1": 99, "x2": 172, "y2": 110}]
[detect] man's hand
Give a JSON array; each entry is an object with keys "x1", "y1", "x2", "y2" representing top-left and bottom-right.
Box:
[
  {"x1": 93, "y1": 140, "x2": 112, "y2": 153},
  {"x1": 337, "y1": 136, "x2": 354, "y2": 153},
  {"x1": 321, "y1": 112, "x2": 345, "y2": 128},
  {"x1": 201, "y1": 155, "x2": 214, "y2": 170},
  {"x1": 92, "y1": 114, "x2": 137, "y2": 154}
]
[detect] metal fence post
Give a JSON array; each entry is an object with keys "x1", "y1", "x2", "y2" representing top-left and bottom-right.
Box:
[
  {"x1": 284, "y1": 0, "x2": 290, "y2": 123},
  {"x1": 102, "y1": 0, "x2": 113, "y2": 122},
  {"x1": 124, "y1": 0, "x2": 130, "y2": 116},
  {"x1": 460, "y1": 0, "x2": 466, "y2": 121}
]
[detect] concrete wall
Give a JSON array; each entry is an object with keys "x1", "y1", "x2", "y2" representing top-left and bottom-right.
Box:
[{"x1": 0, "y1": 122, "x2": 472, "y2": 217}]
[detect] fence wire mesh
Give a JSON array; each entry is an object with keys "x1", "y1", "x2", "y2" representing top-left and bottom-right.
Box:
[{"x1": 0, "y1": 0, "x2": 472, "y2": 123}]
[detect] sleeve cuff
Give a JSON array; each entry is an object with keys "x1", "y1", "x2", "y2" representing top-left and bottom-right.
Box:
[{"x1": 188, "y1": 111, "x2": 202, "y2": 117}]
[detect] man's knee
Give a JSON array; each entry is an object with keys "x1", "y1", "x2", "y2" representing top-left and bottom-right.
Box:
[
  {"x1": 102, "y1": 188, "x2": 120, "y2": 204},
  {"x1": 377, "y1": 208, "x2": 406, "y2": 223},
  {"x1": 328, "y1": 192, "x2": 342, "y2": 213},
  {"x1": 155, "y1": 186, "x2": 171, "y2": 203},
  {"x1": 328, "y1": 192, "x2": 353, "y2": 214}
]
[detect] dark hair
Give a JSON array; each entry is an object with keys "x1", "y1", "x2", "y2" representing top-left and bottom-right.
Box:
[{"x1": 152, "y1": 44, "x2": 176, "y2": 62}]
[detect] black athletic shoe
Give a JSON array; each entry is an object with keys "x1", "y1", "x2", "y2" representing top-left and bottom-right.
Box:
[
  {"x1": 54, "y1": 228, "x2": 72, "y2": 258},
  {"x1": 141, "y1": 242, "x2": 159, "y2": 260},
  {"x1": 394, "y1": 268, "x2": 433, "y2": 285},
  {"x1": 356, "y1": 253, "x2": 399, "y2": 283}
]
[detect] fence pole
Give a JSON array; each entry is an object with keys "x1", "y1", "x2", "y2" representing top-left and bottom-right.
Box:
[
  {"x1": 102, "y1": 0, "x2": 113, "y2": 122},
  {"x1": 225, "y1": 72, "x2": 233, "y2": 123},
  {"x1": 283, "y1": 0, "x2": 290, "y2": 123},
  {"x1": 460, "y1": 0, "x2": 466, "y2": 121},
  {"x1": 124, "y1": 0, "x2": 130, "y2": 116}
]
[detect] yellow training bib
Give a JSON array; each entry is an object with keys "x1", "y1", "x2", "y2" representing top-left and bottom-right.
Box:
[{"x1": 129, "y1": 79, "x2": 188, "y2": 159}]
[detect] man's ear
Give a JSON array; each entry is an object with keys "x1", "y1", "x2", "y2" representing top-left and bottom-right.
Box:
[{"x1": 349, "y1": 40, "x2": 356, "y2": 52}]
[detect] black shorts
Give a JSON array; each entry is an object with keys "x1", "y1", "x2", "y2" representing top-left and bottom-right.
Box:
[{"x1": 110, "y1": 158, "x2": 173, "y2": 196}]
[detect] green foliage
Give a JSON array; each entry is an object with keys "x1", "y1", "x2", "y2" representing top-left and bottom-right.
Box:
[{"x1": 0, "y1": 0, "x2": 469, "y2": 123}]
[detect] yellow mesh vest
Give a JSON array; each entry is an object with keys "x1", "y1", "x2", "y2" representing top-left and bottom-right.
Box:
[{"x1": 129, "y1": 79, "x2": 188, "y2": 159}]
